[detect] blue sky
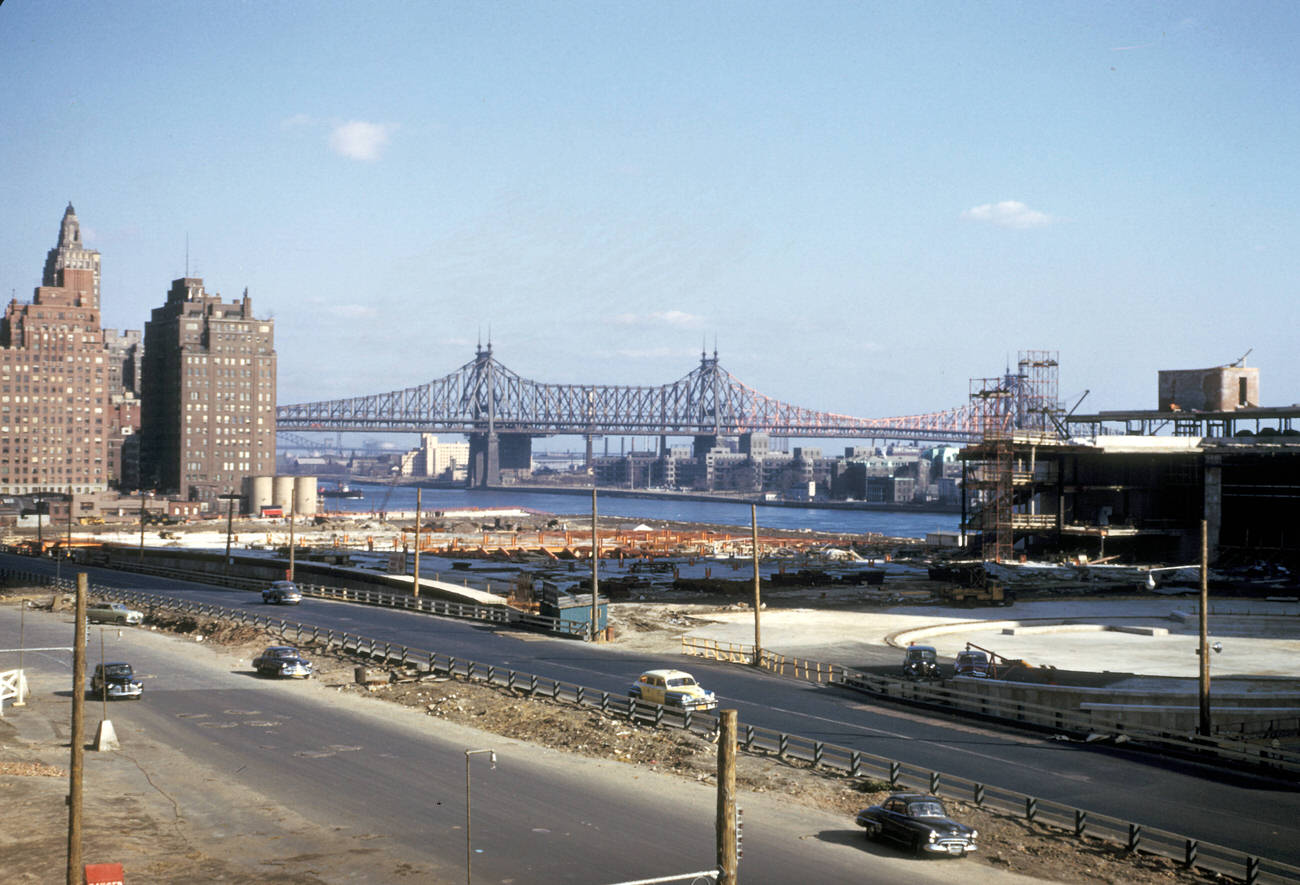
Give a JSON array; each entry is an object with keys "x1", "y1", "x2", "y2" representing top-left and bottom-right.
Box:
[{"x1": 2, "y1": 2, "x2": 1297, "y2": 424}]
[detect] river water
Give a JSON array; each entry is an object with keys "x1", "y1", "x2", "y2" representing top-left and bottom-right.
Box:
[{"x1": 320, "y1": 483, "x2": 958, "y2": 538}]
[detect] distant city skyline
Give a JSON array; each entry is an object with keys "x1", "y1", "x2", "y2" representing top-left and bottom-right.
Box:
[{"x1": 3, "y1": 3, "x2": 1297, "y2": 420}]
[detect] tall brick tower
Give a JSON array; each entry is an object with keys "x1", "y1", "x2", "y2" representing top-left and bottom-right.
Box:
[{"x1": 0, "y1": 206, "x2": 110, "y2": 494}]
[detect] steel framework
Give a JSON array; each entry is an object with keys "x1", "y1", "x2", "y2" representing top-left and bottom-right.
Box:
[{"x1": 276, "y1": 346, "x2": 979, "y2": 443}]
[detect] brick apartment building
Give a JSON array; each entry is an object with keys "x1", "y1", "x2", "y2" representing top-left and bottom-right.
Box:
[{"x1": 139, "y1": 278, "x2": 276, "y2": 502}]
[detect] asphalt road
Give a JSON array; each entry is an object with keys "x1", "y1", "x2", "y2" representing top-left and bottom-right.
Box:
[
  {"x1": 7, "y1": 552, "x2": 1300, "y2": 867},
  {"x1": 2, "y1": 603, "x2": 1043, "y2": 884}
]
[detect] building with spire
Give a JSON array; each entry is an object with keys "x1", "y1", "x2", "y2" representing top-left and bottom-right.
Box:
[
  {"x1": 0, "y1": 205, "x2": 110, "y2": 494},
  {"x1": 139, "y1": 278, "x2": 276, "y2": 502},
  {"x1": 43, "y1": 203, "x2": 101, "y2": 306}
]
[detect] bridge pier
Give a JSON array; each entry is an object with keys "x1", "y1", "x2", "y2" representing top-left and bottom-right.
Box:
[{"x1": 468, "y1": 432, "x2": 533, "y2": 488}]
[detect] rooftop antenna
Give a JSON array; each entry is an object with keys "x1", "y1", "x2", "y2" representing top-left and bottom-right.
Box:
[{"x1": 1229, "y1": 348, "x2": 1253, "y2": 367}]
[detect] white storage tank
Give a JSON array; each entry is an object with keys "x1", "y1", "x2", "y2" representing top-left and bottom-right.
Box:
[
  {"x1": 245, "y1": 475, "x2": 274, "y2": 516},
  {"x1": 293, "y1": 476, "x2": 318, "y2": 517},
  {"x1": 272, "y1": 475, "x2": 296, "y2": 512}
]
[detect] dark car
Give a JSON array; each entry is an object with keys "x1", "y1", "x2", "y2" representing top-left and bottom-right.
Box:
[
  {"x1": 90, "y1": 662, "x2": 144, "y2": 700},
  {"x1": 856, "y1": 792, "x2": 978, "y2": 857},
  {"x1": 262, "y1": 580, "x2": 303, "y2": 605},
  {"x1": 252, "y1": 646, "x2": 313, "y2": 678},
  {"x1": 902, "y1": 645, "x2": 940, "y2": 681},
  {"x1": 954, "y1": 649, "x2": 994, "y2": 678}
]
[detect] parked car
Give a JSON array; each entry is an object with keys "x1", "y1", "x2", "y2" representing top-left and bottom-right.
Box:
[
  {"x1": 954, "y1": 649, "x2": 994, "y2": 678},
  {"x1": 856, "y1": 792, "x2": 978, "y2": 857},
  {"x1": 252, "y1": 646, "x2": 313, "y2": 678},
  {"x1": 902, "y1": 645, "x2": 940, "y2": 681},
  {"x1": 628, "y1": 669, "x2": 718, "y2": 711},
  {"x1": 90, "y1": 662, "x2": 144, "y2": 700},
  {"x1": 262, "y1": 580, "x2": 303, "y2": 605},
  {"x1": 87, "y1": 601, "x2": 144, "y2": 626}
]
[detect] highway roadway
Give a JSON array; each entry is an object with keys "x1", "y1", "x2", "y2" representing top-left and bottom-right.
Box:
[
  {"x1": 3, "y1": 602, "x2": 1041, "y2": 884},
  {"x1": 6, "y1": 552, "x2": 1299, "y2": 868}
]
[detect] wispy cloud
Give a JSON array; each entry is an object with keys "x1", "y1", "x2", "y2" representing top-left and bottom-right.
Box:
[
  {"x1": 612, "y1": 309, "x2": 704, "y2": 328},
  {"x1": 329, "y1": 121, "x2": 395, "y2": 161},
  {"x1": 328, "y1": 304, "x2": 377, "y2": 319},
  {"x1": 961, "y1": 200, "x2": 1054, "y2": 229}
]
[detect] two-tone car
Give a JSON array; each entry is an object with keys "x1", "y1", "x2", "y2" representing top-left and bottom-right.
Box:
[
  {"x1": 90, "y1": 662, "x2": 144, "y2": 700},
  {"x1": 262, "y1": 580, "x2": 303, "y2": 605},
  {"x1": 252, "y1": 645, "x2": 313, "y2": 678},
  {"x1": 87, "y1": 601, "x2": 144, "y2": 626},
  {"x1": 954, "y1": 649, "x2": 994, "y2": 678},
  {"x1": 856, "y1": 792, "x2": 977, "y2": 857},
  {"x1": 628, "y1": 669, "x2": 718, "y2": 711}
]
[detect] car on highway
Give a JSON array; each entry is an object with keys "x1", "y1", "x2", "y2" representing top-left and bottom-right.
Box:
[
  {"x1": 262, "y1": 580, "x2": 303, "y2": 605},
  {"x1": 90, "y1": 662, "x2": 144, "y2": 700},
  {"x1": 252, "y1": 645, "x2": 313, "y2": 678},
  {"x1": 954, "y1": 649, "x2": 994, "y2": 678},
  {"x1": 87, "y1": 600, "x2": 144, "y2": 625},
  {"x1": 902, "y1": 644, "x2": 940, "y2": 681},
  {"x1": 628, "y1": 669, "x2": 718, "y2": 711},
  {"x1": 856, "y1": 792, "x2": 977, "y2": 857}
]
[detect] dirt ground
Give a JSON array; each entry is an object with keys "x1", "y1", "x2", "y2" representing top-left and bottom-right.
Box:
[{"x1": 106, "y1": 603, "x2": 1219, "y2": 885}]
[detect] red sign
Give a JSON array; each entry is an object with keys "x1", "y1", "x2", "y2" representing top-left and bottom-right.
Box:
[{"x1": 84, "y1": 863, "x2": 125, "y2": 885}]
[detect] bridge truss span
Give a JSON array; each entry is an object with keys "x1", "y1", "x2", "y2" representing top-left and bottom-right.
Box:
[{"x1": 276, "y1": 346, "x2": 979, "y2": 443}]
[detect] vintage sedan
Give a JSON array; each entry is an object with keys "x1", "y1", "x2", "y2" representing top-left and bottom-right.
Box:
[
  {"x1": 90, "y1": 662, "x2": 144, "y2": 700},
  {"x1": 628, "y1": 669, "x2": 718, "y2": 711},
  {"x1": 856, "y1": 793, "x2": 977, "y2": 857},
  {"x1": 262, "y1": 580, "x2": 303, "y2": 605},
  {"x1": 954, "y1": 649, "x2": 994, "y2": 678},
  {"x1": 87, "y1": 601, "x2": 144, "y2": 626},
  {"x1": 252, "y1": 646, "x2": 313, "y2": 678},
  {"x1": 902, "y1": 644, "x2": 940, "y2": 681}
]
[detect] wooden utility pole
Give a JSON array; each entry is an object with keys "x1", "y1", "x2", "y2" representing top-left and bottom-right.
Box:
[
  {"x1": 412, "y1": 488, "x2": 422, "y2": 597},
  {"x1": 751, "y1": 505, "x2": 762, "y2": 666},
  {"x1": 66, "y1": 574, "x2": 87, "y2": 884},
  {"x1": 716, "y1": 709, "x2": 738, "y2": 885},
  {"x1": 1198, "y1": 519, "x2": 1212, "y2": 737},
  {"x1": 590, "y1": 489, "x2": 599, "y2": 641}
]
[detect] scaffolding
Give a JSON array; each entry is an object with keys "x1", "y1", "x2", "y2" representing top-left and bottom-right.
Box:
[{"x1": 966, "y1": 351, "x2": 1061, "y2": 564}]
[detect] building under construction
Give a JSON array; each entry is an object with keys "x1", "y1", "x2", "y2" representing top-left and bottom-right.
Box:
[{"x1": 961, "y1": 354, "x2": 1299, "y2": 568}]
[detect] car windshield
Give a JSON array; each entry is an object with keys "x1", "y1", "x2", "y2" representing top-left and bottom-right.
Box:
[
  {"x1": 271, "y1": 648, "x2": 298, "y2": 657},
  {"x1": 909, "y1": 801, "x2": 946, "y2": 818},
  {"x1": 103, "y1": 664, "x2": 133, "y2": 677},
  {"x1": 666, "y1": 677, "x2": 697, "y2": 687},
  {"x1": 907, "y1": 648, "x2": 936, "y2": 663}
]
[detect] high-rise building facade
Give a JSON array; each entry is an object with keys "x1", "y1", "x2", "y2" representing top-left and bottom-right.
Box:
[
  {"x1": 0, "y1": 205, "x2": 110, "y2": 494},
  {"x1": 139, "y1": 278, "x2": 276, "y2": 501}
]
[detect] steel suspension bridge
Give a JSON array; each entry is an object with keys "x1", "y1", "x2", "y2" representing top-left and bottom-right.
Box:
[{"x1": 277, "y1": 345, "x2": 979, "y2": 444}]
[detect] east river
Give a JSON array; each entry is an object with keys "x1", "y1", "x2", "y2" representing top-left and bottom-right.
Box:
[{"x1": 320, "y1": 483, "x2": 959, "y2": 538}]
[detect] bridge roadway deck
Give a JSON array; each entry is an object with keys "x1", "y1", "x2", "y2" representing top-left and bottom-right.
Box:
[{"x1": 9, "y1": 553, "x2": 1298, "y2": 867}]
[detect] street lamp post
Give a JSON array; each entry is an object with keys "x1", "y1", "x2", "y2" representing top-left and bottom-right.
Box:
[{"x1": 464, "y1": 748, "x2": 497, "y2": 885}]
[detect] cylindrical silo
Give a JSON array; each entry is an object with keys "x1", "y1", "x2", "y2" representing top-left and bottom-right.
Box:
[
  {"x1": 246, "y1": 475, "x2": 274, "y2": 516},
  {"x1": 293, "y1": 476, "x2": 318, "y2": 518},
  {"x1": 272, "y1": 475, "x2": 296, "y2": 512}
]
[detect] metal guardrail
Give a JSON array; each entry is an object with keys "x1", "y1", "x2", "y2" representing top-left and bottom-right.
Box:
[
  {"x1": 36, "y1": 551, "x2": 587, "y2": 639},
  {"x1": 682, "y1": 637, "x2": 1300, "y2": 776},
  {"x1": 5, "y1": 567, "x2": 1297, "y2": 884}
]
